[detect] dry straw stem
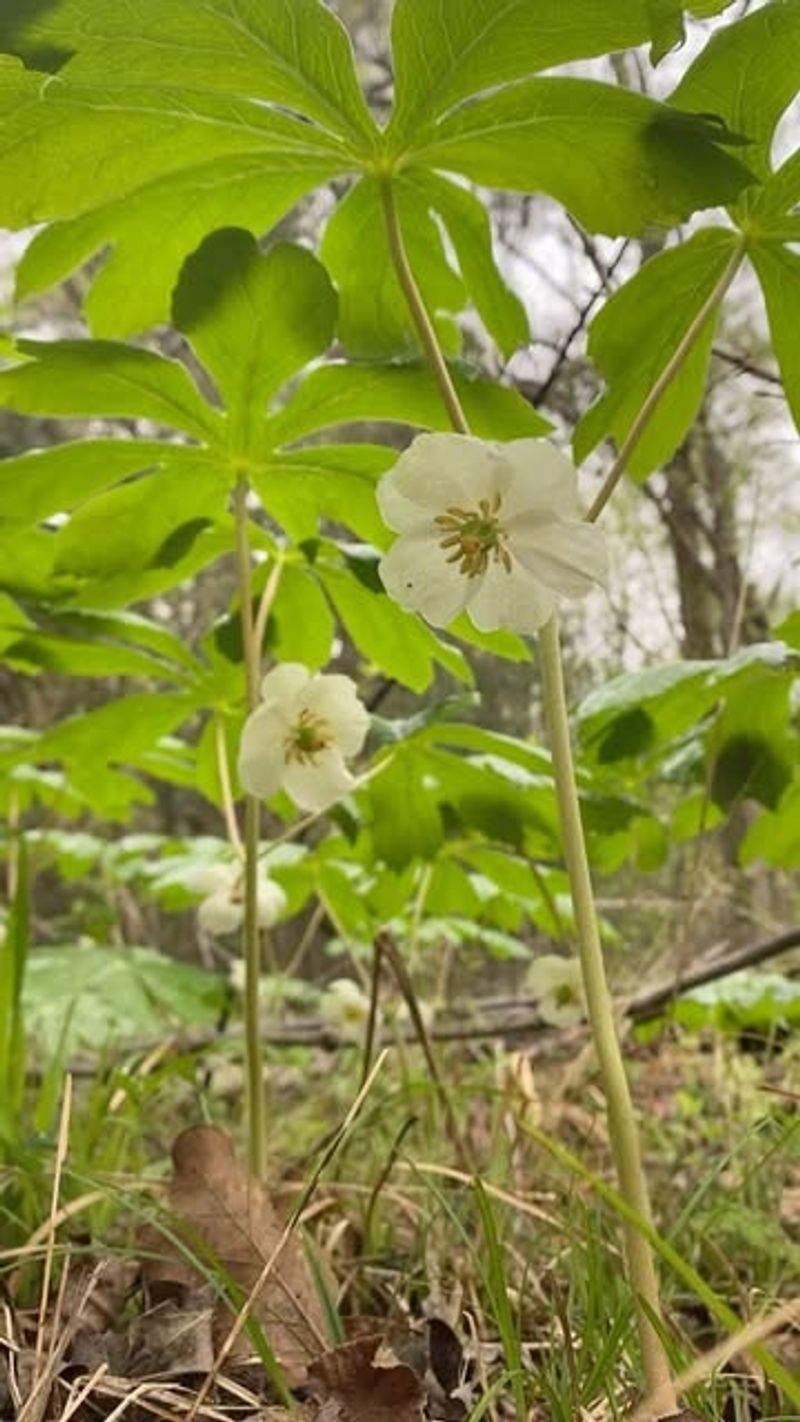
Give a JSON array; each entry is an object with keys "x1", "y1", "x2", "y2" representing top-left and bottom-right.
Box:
[{"x1": 32, "y1": 1074, "x2": 72, "y2": 1377}]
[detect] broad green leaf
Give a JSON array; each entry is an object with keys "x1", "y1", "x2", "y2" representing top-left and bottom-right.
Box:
[
  {"x1": 23, "y1": 944, "x2": 226, "y2": 1057},
  {"x1": 253, "y1": 445, "x2": 394, "y2": 546},
  {"x1": 268, "y1": 362, "x2": 550, "y2": 446},
  {"x1": 17, "y1": 156, "x2": 342, "y2": 338},
  {"x1": 408, "y1": 80, "x2": 753, "y2": 236},
  {"x1": 32, "y1": 608, "x2": 203, "y2": 674},
  {"x1": 0, "y1": 527, "x2": 71, "y2": 600},
  {"x1": 710, "y1": 676, "x2": 795, "y2": 811},
  {"x1": 672, "y1": 969, "x2": 800, "y2": 1034},
  {"x1": 1, "y1": 632, "x2": 181, "y2": 681},
  {"x1": 404, "y1": 171, "x2": 530, "y2": 358},
  {"x1": 51, "y1": 461, "x2": 228, "y2": 580},
  {"x1": 448, "y1": 614, "x2": 530, "y2": 664},
  {"x1": 16, "y1": 693, "x2": 194, "y2": 818},
  {"x1": 318, "y1": 559, "x2": 470, "y2": 693},
  {"x1": 646, "y1": 1, "x2": 735, "y2": 65},
  {"x1": 740, "y1": 780, "x2": 800, "y2": 868},
  {"x1": 671, "y1": 0, "x2": 800, "y2": 184},
  {"x1": 574, "y1": 228, "x2": 739, "y2": 476},
  {"x1": 425, "y1": 859, "x2": 482, "y2": 918},
  {"x1": 172, "y1": 233, "x2": 337, "y2": 447},
  {"x1": 0, "y1": 78, "x2": 341, "y2": 226},
  {"x1": 750, "y1": 149, "x2": 800, "y2": 220},
  {"x1": 388, "y1": 1, "x2": 661, "y2": 144},
  {"x1": 0, "y1": 0, "x2": 369, "y2": 334},
  {"x1": 750, "y1": 244, "x2": 800, "y2": 432},
  {"x1": 0, "y1": 0, "x2": 375, "y2": 144},
  {"x1": 4, "y1": 592, "x2": 209, "y2": 681},
  {"x1": 0, "y1": 439, "x2": 197, "y2": 524},
  {"x1": 578, "y1": 642, "x2": 798, "y2": 762},
  {"x1": 368, "y1": 750, "x2": 445, "y2": 868},
  {"x1": 0, "y1": 341, "x2": 220, "y2": 440},
  {"x1": 266, "y1": 564, "x2": 336, "y2": 672},
  {"x1": 321, "y1": 175, "x2": 464, "y2": 358}
]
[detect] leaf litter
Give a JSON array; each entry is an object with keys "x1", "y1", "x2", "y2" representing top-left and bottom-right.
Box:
[{"x1": 0, "y1": 1126, "x2": 477, "y2": 1422}]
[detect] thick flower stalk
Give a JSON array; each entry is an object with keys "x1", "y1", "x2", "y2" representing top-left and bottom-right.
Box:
[
  {"x1": 380, "y1": 179, "x2": 677, "y2": 1415},
  {"x1": 378, "y1": 433, "x2": 608, "y2": 633},
  {"x1": 238, "y1": 663, "x2": 370, "y2": 812}
]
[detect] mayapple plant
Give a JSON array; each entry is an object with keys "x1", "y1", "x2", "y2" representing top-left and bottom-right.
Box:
[{"x1": 0, "y1": 0, "x2": 799, "y2": 1415}]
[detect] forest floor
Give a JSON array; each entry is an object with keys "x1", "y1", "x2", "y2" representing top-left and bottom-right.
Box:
[{"x1": 1, "y1": 1015, "x2": 797, "y2": 1422}]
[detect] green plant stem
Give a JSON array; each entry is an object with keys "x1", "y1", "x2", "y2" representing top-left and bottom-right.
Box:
[
  {"x1": 586, "y1": 242, "x2": 744, "y2": 522},
  {"x1": 233, "y1": 477, "x2": 267, "y2": 1180},
  {"x1": 381, "y1": 175, "x2": 677, "y2": 1411},
  {"x1": 379, "y1": 178, "x2": 471, "y2": 436},
  {"x1": 537, "y1": 612, "x2": 675, "y2": 1411}
]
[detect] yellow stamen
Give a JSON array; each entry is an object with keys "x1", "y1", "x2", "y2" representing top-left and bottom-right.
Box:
[{"x1": 434, "y1": 492, "x2": 510, "y2": 579}]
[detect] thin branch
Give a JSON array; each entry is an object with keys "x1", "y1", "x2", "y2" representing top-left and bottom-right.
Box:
[{"x1": 49, "y1": 923, "x2": 800, "y2": 1076}]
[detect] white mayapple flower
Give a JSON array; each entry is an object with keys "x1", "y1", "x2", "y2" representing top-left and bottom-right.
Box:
[
  {"x1": 238, "y1": 663, "x2": 370, "y2": 812},
  {"x1": 319, "y1": 977, "x2": 374, "y2": 1042},
  {"x1": 186, "y1": 860, "x2": 287, "y2": 937},
  {"x1": 377, "y1": 434, "x2": 608, "y2": 634},
  {"x1": 527, "y1": 954, "x2": 587, "y2": 1028}
]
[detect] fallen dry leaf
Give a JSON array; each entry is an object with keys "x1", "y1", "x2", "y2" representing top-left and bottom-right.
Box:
[
  {"x1": 309, "y1": 1335, "x2": 425, "y2": 1422},
  {"x1": 139, "y1": 1125, "x2": 327, "y2": 1386},
  {"x1": 126, "y1": 1298, "x2": 216, "y2": 1377}
]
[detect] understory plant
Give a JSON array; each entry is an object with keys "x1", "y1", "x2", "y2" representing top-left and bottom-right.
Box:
[{"x1": 1, "y1": 1, "x2": 799, "y2": 1416}]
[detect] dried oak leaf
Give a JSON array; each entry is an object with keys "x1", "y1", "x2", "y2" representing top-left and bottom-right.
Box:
[
  {"x1": 309, "y1": 1335, "x2": 424, "y2": 1422},
  {"x1": 139, "y1": 1125, "x2": 326, "y2": 1385}
]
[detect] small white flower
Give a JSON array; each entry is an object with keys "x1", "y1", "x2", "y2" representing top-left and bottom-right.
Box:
[
  {"x1": 319, "y1": 978, "x2": 374, "y2": 1041},
  {"x1": 238, "y1": 663, "x2": 370, "y2": 812},
  {"x1": 186, "y1": 859, "x2": 287, "y2": 937},
  {"x1": 527, "y1": 954, "x2": 586, "y2": 1028},
  {"x1": 198, "y1": 890, "x2": 246, "y2": 936},
  {"x1": 377, "y1": 434, "x2": 608, "y2": 634}
]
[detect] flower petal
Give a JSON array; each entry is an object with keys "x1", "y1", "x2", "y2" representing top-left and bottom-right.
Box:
[
  {"x1": 198, "y1": 892, "x2": 243, "y2": 936},
  {"x1": 259, "y1": 662, "x2": 310, "y2": 708},
  {"x1": 303, "y1": 674, "x2": 370, "y2": 756},
  {"x1": 509, "y1": 517, "x2": 609, "y2": 595},
  {"x1": 528, "y1": 954, "x2": 580, "y2": 996},
  {"x1": 282, "y1": 745, "x2": 356, "y2": 811},
  {"x1": 256, "y1": 877, "x2": 287, "y2": 927},
  {"x1": 538, "y1": 997, "x2": 585, "y2": 1029},
  {"x1": 183, "y1": 862, "x2": 236, "y2": 897},
  {"x1": 238, "y1": 702, "x2": 289, "y2": 799},
  {"x1": 502, "y1": 441, "x2": 582, "y2": 519},
  {"x1": 379, "y1": 526, "x2": 473, "y2": 627},
  {"x1": 377, "y1": 433, "x2": 511, "y2": 532},
  {"x1": 466, "y1": 558, "x2": 556, "y2": 633}
]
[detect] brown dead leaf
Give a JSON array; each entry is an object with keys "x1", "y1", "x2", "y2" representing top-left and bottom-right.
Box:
[
  {"x1": 139, "y1": 1125, "x2": 327, "y2": 1386},
  {"x1": 309, "y1": 1335, "x2": 424, "y2": 1422},
  {"x1": 126, "y1": 1299, "x2": 216, "y2": 1377}
]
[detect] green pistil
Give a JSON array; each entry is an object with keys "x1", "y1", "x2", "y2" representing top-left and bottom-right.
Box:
[{"x1": 286, "y1": 708, "x2": 332, "y2": 765}]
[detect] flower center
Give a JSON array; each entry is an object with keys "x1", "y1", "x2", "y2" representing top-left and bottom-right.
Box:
[
  {"x1": 285, "y1": 708, "x2": 333, "y2": 765},
  {"x1": 434, "y1": 494, "x2": 512, "y2": 578},
  {"x1": 554, "y1": 983, "x2": 577, "y2": 1008}
]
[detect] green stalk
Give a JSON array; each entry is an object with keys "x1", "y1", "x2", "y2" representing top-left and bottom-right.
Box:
[
  {"x1": 381, "y1": 176, "x2": 677, "y2": 1412},
  {"x1": 537, "y1": 614, "x2": 675, "y2": 1409},
  {"x1": 233, "y1": 477, "x2": 267, "y2": 1179},
  {"x1": 380, "y1": 179, "x2": 470, "y2": 436}
]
